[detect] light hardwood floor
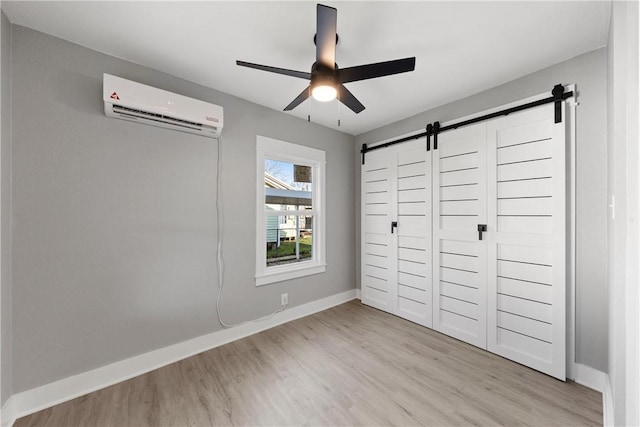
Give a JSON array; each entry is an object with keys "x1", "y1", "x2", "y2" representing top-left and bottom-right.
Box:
[{"x1": 16, "y1": 300, "x2": 602, "y2": 426}]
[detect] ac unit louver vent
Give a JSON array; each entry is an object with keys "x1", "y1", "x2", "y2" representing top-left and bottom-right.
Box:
[{"x1": 112, "y1": 105, "x2": 214, "y2": 132}]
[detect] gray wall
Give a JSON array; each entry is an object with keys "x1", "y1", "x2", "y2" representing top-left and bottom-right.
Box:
[
  {"x1": 10, "y1": 24, "x2": 355, "y2": 393},
  {"x1": 355, "y1": 48, "x2": 609, "y2": 372},
  {"x1": 1, "y1": 10, "x2": 13, "y2": 407}
]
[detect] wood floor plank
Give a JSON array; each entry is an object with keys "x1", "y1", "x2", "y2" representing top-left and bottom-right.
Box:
[{"x1": 15, "y1": 300, "x2": 602, "y2": 426}]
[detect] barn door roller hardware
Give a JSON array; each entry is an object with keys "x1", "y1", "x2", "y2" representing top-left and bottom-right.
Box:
[
  {"x1": 552, "y1": 84, "x2": 566, "y2": 123},
  {"x1": 360, "y1": 84, "x2": 573, "y2": 164},
  {"x1": 433, "y1": 121, "x2": 440, "y2": 150}
]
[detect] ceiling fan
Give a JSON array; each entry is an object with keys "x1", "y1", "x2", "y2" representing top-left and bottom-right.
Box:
[{"x1": 236, "y1": 4, "x2": 416, "y2": 114}]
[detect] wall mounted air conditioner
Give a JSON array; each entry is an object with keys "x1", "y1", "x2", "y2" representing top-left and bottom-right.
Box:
[{"x1": 103, "y1": 74, "x2": 223, "y2": 138}]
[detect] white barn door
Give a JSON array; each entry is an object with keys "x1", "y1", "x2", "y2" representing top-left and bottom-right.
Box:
[
  {"x1": 432, "y1": 123, "x2": 488, "y2": 348},
  {"x1": 395, "y1": 140, "x2": 432, "y2": 327},
  {"x1": 362, "y1": 150, "x2": 395, "y2": 312},
  {"x1": 361, "y1": 139, "x2": 432, "y2": 326},
  {"x1": 362, "y1": 95, "x2": 568, "y2": 380},
  {"x1": 486, "y1": 103, "x2": 566, "y2": 380}
]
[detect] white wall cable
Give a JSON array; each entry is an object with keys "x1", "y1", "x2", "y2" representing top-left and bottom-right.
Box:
[{"x1": 215, "y1": 136, "x2": 287, "y2": 328}]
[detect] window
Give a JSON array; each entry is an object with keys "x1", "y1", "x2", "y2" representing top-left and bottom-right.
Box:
[{"x1": 256, "y1": 136, "x2": 326, "y2": 286}]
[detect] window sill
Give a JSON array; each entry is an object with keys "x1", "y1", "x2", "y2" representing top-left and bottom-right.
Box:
[{"x1": 256, "y1": 263, "x2": 326, "y2": 286}]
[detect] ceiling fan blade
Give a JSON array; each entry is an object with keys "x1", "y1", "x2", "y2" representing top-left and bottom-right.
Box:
[
  {"x1": 337, "y1": 84, "x2": 365, "y2": 114},
  {"x1": 284, "y1": 86, "x2": 311, "y2": 111},
  {"x1": 338, "y1": 57, "x2": 416, "y2": 84},
  {"x1": 316, "y1": 4, "x2": 337, "y2": 69},
  {"x1": 236, "y1": 60, "x2": 311, "y2": 80}
]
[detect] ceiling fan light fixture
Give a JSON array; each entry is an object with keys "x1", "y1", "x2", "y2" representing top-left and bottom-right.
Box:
[
  {"x1": 311, "y1": 84, "x2": 337, "y2": 102},
  {"x1": 236, "y1": 4, "x2": 415, "y2": 114}
]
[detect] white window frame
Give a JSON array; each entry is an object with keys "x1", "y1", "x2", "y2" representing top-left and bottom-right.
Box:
[{"x1": 256, "y1": 135, "x2": 326, "y2": 286}]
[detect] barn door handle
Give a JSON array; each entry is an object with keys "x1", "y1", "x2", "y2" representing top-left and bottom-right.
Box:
[
  {"x1": 391, "y1": 221, "x2": 398, "y2": 234},
  {"x1": 477, "y1": 224, "x2": 487, "y2": 240}
]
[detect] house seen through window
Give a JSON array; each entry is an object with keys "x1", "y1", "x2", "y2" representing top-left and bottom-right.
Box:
[{"x1": 264, "y1": 160, "x2": 313, "y2": 267}]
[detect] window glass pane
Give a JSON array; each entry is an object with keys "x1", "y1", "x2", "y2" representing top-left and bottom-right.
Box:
[
  {"x1": 264, "y1": 159, "x2": 313, "y2": 209},
  {"x1": 266, "y1": 215, "x2": 313, "y2": 267}
]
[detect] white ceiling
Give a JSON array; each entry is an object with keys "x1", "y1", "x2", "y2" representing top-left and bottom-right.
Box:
[{"x1": 2, "y1": 1, "x2": 611, "y2": 135}]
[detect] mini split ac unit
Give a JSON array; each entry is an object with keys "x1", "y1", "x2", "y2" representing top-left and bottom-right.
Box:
[{"x1": 103, "y1": 74, "x2": 223, "y2": 138}]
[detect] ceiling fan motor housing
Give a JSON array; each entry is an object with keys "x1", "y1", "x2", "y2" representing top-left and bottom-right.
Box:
[{"x1": 311, "y1": 62, "x2": 336, "y2": 88}]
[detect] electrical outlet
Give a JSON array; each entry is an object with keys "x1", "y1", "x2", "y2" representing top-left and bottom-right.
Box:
[{"x1": 281, "y1": 293, "x2": 288, "y2": 306}]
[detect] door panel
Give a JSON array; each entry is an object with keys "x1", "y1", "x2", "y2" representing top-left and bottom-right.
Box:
[
  {"x1": 395, "y1": 140, "x2": 432, "y2": 327},
  {"x1": 361, "y1": 139, "x2": 432, "y2": 327},
  {"x1": 486, "y1": 103, "x2": 566, "y2": 380},
  {"x1": 433, "y1": 123, "x2": 487, "y2": 348},
  {"x1": 361, "y1": 152, "x2": 394, "y2": 312}
]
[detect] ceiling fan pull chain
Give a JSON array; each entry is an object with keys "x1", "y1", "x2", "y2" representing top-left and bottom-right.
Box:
[
  {"x1": 338, "y1": 91, "x2": 341, "y2": 127},
  {"x1": 308, "y1": 86, "x2": 312, "y2": 123}
]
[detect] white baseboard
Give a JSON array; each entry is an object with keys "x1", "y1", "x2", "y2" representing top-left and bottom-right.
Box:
[
  {"x1": 4, "y1": 289, "x2": 357, "y2": 426},
  {"x1": 356, "y1": 287, "x2": 361, "y2": 300},
  {"x1": 574, "y1": 363, "x2": 606, "y2": 392},
  {"x1": 603, "y1": 374, "x2": 614, "y2": 427},
  {"x1": 574, "y1": 364, "x2": 610, "y2": 427}
]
